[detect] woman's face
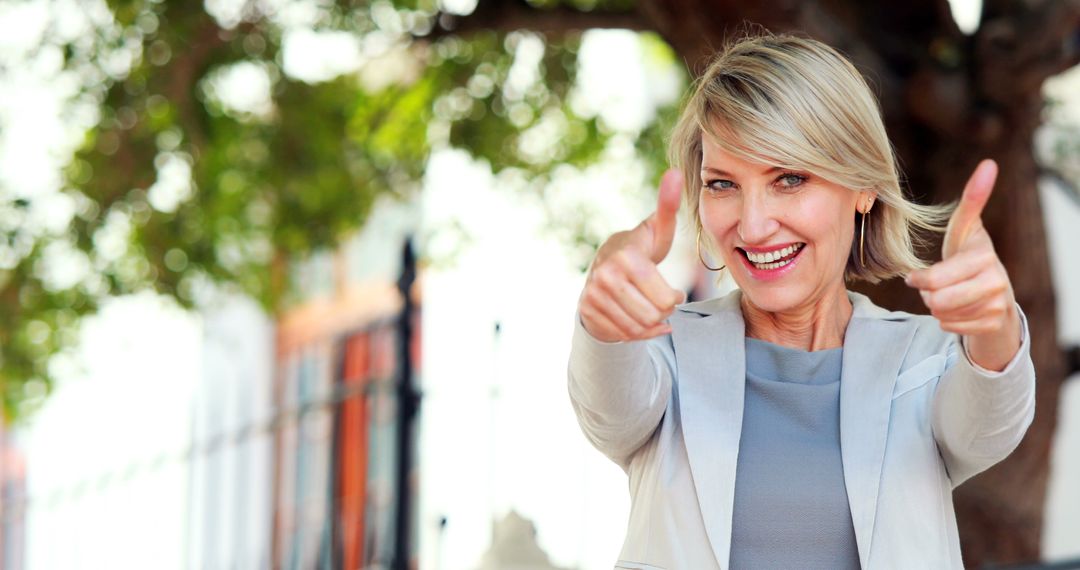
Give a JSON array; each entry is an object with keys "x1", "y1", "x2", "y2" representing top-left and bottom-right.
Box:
[{"x1": 698, "y1": 136, "x2": 862, "y2": 313}]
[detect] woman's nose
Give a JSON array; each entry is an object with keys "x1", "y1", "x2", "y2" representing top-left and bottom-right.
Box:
[{"x1": 738, "y1": 194, "x2": 781, "y2": 244}]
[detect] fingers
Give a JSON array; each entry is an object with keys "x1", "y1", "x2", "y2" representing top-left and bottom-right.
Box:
[
  {"x1": 617, "y1": 249, "x2": 685, "y2": 309},
  {"x1": 937, "y1": 316, "x2": 1009, "y2": 337},
  {"x1": 610, "y1": 279, "x2": 668, "y2": 328},
  {"x1": 919, "y1": 277, "x2": 1013, "y2": 337},
  {"x1": 929, "y1": 295, "x2": 997, "y2": 321},
  {"x1": 905, "y1": 247, "x2": 994, "y2": 291},
  {"x1": 923, "y1": 286, "x2": 1011, "y2": 324},
  {"x1": 582, "y1": 287, "x2": 668, "y2": 336},
  {"x1": 907, "y1": 251, "x2": 1014, "y2": 341},
  {"x1": 917, "y1": 267, "x2": 1008, "y2": 313},
  {"x1": 580, "y1": 302, "x2": 671, "y2": 342},
  {"x1": 645, "y1": 169, "x2": 683, "y2": 263},
  {"x1": 943, "y1": 159, "x2": 997, "y2": 258},
  {"x1": 579, "y1": 247, "x2": 684, "y2": 343},
  {"x1": 906, "y1": 218, "x2": 1016, "y2": 338}
]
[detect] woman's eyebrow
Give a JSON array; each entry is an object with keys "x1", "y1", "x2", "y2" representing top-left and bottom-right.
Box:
[{"x1": 701, "y1": 165, "x2": 785, "y2": 177}]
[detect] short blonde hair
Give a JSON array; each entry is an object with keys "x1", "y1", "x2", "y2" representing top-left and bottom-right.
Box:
[{"x1": 668, "y1": 32, "x2": 951, "y2": 283}]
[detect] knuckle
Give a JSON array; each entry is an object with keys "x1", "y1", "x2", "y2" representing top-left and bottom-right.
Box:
[
  {"x1": 654, "y1": 298, "x2": 672, "y2": 313},
  {"x1": 637, "y1": 264, "x2": 658, "y2": 281},
  {"x1": 614, "y1": 248, "x2": 642, "y2": 271},
  {"x1": 646, "y1": 307, "x2": 664, "y2": 323},
  {"x1": 594, "y1": 266, "x2": 620, "y2": 289},
  {"x1": 638, "y1": 312, "x2": 660, "y2": 328},
  {"x1": 582, "y1": 287, "x2": 604, "y2": 307}
]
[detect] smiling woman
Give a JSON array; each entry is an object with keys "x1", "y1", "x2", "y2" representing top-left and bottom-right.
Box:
[{"x1": 568, "y1": 32, "x2": 1035, "y2": 569}]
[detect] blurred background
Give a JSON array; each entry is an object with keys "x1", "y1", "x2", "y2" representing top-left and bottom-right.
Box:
[{"x1": 0, "y1": 0, "x2": 1077, "y2": 568}]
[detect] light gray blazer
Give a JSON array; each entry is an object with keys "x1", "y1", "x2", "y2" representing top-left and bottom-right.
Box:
[{"x1": 567, "y1": 290, "x2": 1035, "y2": 569}]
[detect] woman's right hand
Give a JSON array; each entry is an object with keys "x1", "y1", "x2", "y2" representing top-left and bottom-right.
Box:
[{"x1": 578, "y1": 169, "x2": 688, "y2": 342}]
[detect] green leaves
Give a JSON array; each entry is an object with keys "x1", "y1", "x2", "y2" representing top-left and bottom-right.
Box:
[{"x1": 1, "y1": 1, "x2": 690, "y2": 420}]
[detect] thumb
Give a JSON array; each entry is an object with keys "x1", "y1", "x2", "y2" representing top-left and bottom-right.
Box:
[
  {"x1": 643, "y1": 169, "x2": 683, "y2": 263},
  {"x1": 944, "y1": 159, "x2": 997, "y2": 258}
]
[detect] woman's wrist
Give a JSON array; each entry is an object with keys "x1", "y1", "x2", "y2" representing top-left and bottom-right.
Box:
[{"x1": 963, "y1": 303, "x2": 1022, "y2": 373}]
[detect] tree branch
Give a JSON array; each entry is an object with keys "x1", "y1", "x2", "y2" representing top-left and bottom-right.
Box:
[
  {"x1": 423, "y1": 0, "x2": 650, "y2": 41},
  {"x1": 976, "y1": 0, "x2": 1080, "y2": 105},
  {"x1": 159, "y1": 12, "x2": 256, "y2": 151}
]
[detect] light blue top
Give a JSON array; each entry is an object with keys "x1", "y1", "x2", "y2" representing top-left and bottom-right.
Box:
[{"x1": 729, "y1": 337, "x2": 861, "y2": 569}]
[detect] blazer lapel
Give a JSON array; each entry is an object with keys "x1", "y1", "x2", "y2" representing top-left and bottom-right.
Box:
[
  {"x1": 840, "y1": 302, "x2": 917, "y2": 569},
  {"x1": 672, "y1": 294, "x2": 746, "y2": 569}
]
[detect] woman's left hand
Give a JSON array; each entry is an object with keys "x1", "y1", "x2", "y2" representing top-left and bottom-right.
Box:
[{"x1": 904, "y1": 159, "x2": 1022, "y2": 372}]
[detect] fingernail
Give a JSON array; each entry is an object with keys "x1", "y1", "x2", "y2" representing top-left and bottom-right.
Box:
[{"x1": 904, "y1": 273, "x2": 913, "y2": 286}]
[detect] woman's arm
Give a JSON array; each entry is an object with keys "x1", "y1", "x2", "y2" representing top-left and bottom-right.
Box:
[
  {"x1": 929, "y1": 304, "x2": 1035, "y2": 486},
  {"x1": 568, "y1": 170, "x2": 686, "y2": 469},
  {"x1": 568, "y1": 316, "x2": 676, "y2": 470},
  {"x1": 906, "y1": 160, "x2": 1037, "y2": 484}
]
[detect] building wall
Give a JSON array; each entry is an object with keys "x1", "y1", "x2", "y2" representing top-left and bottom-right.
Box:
[
  {"x1": 1040, "y1": 179, "x2": 1080, "y2": 561},
  {"x1": 188, "y1": 293, "x2": 276, "y2": 569}
]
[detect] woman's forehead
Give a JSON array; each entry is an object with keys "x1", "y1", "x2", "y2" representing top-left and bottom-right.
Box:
[{"x1": 701, "y1": 136, "x2": 791, "y2": 173}]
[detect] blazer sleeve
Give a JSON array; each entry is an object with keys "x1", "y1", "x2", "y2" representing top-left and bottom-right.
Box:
[
  {"x1": 567, "y1": 313, "x2": 676, "y2": 470},
  {"x1": 931, "y1": 304, "x2": 1036, "y2": 487}
]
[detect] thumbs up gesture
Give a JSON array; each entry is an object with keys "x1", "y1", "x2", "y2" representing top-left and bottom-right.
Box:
[
  {"x1": 578, "y1": 169, "x2": 688, "y2": 342},
  {"x1": 905, "y1": 159, "x2": 1022, "y2": 371}
]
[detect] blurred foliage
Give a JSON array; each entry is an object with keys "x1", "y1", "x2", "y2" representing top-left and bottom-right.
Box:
[{"x1": 0, "y1": 0, "x2": 685, "y2": 420}]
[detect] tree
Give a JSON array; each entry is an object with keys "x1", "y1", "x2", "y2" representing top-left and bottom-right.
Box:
[{"x1": 1, "y1": 0, "x2": 1077, "y2": 565}]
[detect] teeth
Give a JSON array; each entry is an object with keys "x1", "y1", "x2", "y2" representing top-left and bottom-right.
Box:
[{"x1": 745, "y1": 243, "x2": 803, "y2": 269}]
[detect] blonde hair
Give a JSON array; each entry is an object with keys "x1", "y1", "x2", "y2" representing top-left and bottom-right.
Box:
[{"x1": 668, "y1": 32, "x2": 951, "y2": 283}]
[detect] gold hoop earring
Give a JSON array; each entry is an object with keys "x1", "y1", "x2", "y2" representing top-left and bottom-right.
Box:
[
  {"x1": 697, "y1": 227, "x2": 725, "y2": 272},
  {"x1": 859, "y1": 206, "x2": 870, "y2": 268}
]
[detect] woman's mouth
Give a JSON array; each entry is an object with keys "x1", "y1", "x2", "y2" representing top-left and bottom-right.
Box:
[{"x1": 738, "y1": 243, "x2": 805, "y2": 271}]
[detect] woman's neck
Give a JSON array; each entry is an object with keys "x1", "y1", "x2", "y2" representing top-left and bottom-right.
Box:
[{"x1": 741, "y1": 286, "x2": 853, "y2": 352}]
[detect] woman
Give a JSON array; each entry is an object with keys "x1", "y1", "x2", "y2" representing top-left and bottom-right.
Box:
[{"x1": 568, "y1": 33, "x2": 1035, "y2": 569}]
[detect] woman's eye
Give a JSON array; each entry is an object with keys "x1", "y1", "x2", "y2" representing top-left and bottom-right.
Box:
[
  {"x1": 777, "y1": 173, "x2": 807, "y2": 188},
  {"x1": 703, "y1": 179, "x2": 736, "y2": 192}
]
